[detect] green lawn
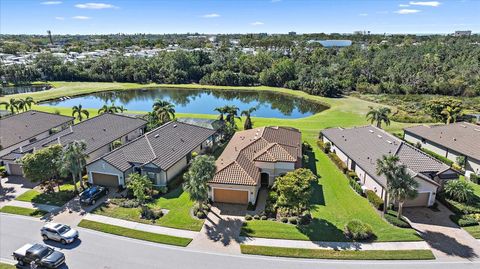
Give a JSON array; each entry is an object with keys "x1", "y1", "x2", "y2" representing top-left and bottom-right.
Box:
[
  {"x1": 0, "y1": 262, "x2": 16, "y2": 269},
  {"x1": 240, "y1": 245, "x2": 435, "y2": 260},
  {"x1": 93, "y1": 187, "x2": 204, "y2": 231},
  {"x1": 15, "y1": 81, "x2": 419, "y2": 241},
  {"x1": 15, "y1": 184, "x2": 76, "y2": 207},
  {"x1": 0, "y1": 205, "x2": 48, "y2": 217},
  {"x1": 78, "y1": 219, "x2": 192, "y2": 247}
]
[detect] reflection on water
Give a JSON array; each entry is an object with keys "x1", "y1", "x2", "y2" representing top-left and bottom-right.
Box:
[
  {"x1": 43, "y1": 88, "x2": 327, "y2": 118},
  {"x1": 1, "y1": 84, "x2": 51, "y2": 95}
]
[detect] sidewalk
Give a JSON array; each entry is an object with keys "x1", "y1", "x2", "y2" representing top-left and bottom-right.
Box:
[
  {"x1": 83, "y1": 213, "x2": 199, "y2": 238},
  {"x1": 239, "y1": 237, "x2": 431, "y2": 251},
  {"x1": 5, "y1": 200, "x2": 61, "y2": 213}
]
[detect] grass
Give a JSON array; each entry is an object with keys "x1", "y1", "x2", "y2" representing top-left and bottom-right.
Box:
[
  {"x1": 240, "y1": 245, "x2": 435, "y2": 260},
  {"x1": 15, "y1": 184, "x2": 76, "y2": 207},
  {"x1": 93, "y1": 186, "x2": 204, "y2": 231},
  {"x1": 0, "y1": 205, "x2": 47, "y2": 217},
  {"x1": 78, "y1": 219, "x2": 192, "y2": 247},
  {"x1": 463, "y1": 225, "x2": 480, "y2": 239},
  {"x1": 0, "y1": 263, "x2": 15, "y2": 269},
  {"x1": 13, "y1": 81, "x2": 419, "y2": 241}
]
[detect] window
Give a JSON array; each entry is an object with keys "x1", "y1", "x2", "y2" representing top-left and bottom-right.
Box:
[{"x1": 146, "y1": 172, "x2": 157, "y2": 181}]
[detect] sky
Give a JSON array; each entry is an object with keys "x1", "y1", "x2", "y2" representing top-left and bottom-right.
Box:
[{"x1": 1, "y1": 0, "x2": 479, "y2": 35}]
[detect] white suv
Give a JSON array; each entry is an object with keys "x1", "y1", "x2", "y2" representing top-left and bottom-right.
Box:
[{"x1": 41, "y1": 223, "x2": 79, "y2": 245}]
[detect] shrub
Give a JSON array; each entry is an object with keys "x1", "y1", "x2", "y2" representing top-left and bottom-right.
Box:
[
  {"x1": 0, "y1": 166, "x2": 6, "y2": 177},
  {"x1": 328, "y1": 153, "x2": 347, "y2": 173},
  {"x1": 467, "y1": 213, "x2": 480, "y2": 222},
  {"x1": 253, "y1": 214, "x2": 260, "y2": 220},
  {"x1": 450, "y1": 215, "x2": 479, "y2": 227},
  {"x1": 316, "y1": 140, "x2": 325, "y2": 152},
  {"x1": 155, "y1": 186, "x2": 168, "y2": 195},
  {"x1": 245, "y1": 214, "x2": 253, "y2": 221},
  {"x1": 120, "y1": 199, "x2": 141, "y2": 208},
  {"x1": 470, "y1": 174, "x2": 479, "y2": 184},
  {"x1": 421, "y1": 148, "x2": 454, "y2": 166},
  {"x1": 324, "y1": 142, "x2": 332, "y2": 153},
  {"x1": 288, "y1": 217, "x2": 298, "y2": 225},
  {"x1": 260, "y1": 215, "x2": 268, "y2": 220},
  {"x1": 344, "y1": 220, "x2": 374, "y2": 241},
  {"x1": 280, "y1": 217, "x2": 288, "y2": 223},
  {"x1": 247, "y1": 202, "x2": 256, "y2": 211},
  {"x1": 366, "y1": 190, "x2": 384, "y2": 211},
  {"x1": 438, "y1": 193, "x2": 480, "y2": 215},
  {"x1": 302, "y1": 142, "x2": 312, "y2": 152},
  {"x1": 298, "y1": 213, "x2": 312, "y2": 225},
  {"x1": 385, "y1": 211, "x2": 411, "y2": 228},
  {"x1": 140, "y1": 206, "x2": 163, "y2": 220},
  {"x1": 196, "y1": 211, "x2": 206, "y2": 219},
  {"x1": 349, "y1": 177, "x2": 363, "y2": 196},
  {"x1": 444, "y1": 180, "x2": 474, "y2": 203}
]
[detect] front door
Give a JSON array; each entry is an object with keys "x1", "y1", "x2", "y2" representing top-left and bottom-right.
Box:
[{"x1": 261, "y1": 173, "x2": 269, "y2": 187}]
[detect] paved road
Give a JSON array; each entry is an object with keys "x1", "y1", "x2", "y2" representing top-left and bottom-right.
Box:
[{"x1": 1, "y1": 214, "x2": 479, "y2": 269}]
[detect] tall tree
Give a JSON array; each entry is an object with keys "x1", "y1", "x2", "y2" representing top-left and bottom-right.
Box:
[
  {"x1": 441, "y1": 105, "x2": 463, "y2": 124},
  {"x1": 273, "y1": 168, "x2": 317, "y2": 215},
  {"x1": 183, "y1": 155, "x2": 216, "y2": 209},
  {"x1": 20, "y1": 145, "x2": 63, "y2": 192},
  {"x1": 16, "y1": 99, "x2": 27, "y2": 112},
  {"x1": 0, "y1": 98, "x2": 19, "y2": 114},
  {"x1": 24, "y1": 96, "x2": 35, "y2": 110},
  {"x1": 72, "y1": 104, "x2": 90, "y2": 121},
  {"x1": 366, "y1": 106, "x2": 391, "y2": 129},
  {"x1": 152, "y1": 99, "x2": 175, "y2": 124},
  {"x1": 387, "y1": 165, "x2": 419, "y2": 219},
  {"x1": 241, "y1": 107, "x2": 256, "y2": 130},
  {"x1": 376, "y1": 155, "x2": 400, "y2": 214},
  {"x1": 225, "y1": 105, "x2": 240, "y2": 128},
  {"x1": 59, "y1": 140, "x2": 89, "y2": 193},
  {"x1": 98, "y1": 103, "x2": 120, "y2": 114},
  {"x1": 214, "y1": 105, "x2": 229, "y2": 121}
]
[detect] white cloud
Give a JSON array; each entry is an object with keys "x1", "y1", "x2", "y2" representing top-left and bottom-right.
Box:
[
  {"x1": 395, "y1": 9, "x2": 421, "y2": 14},
  {"x1": 399, "y1": 4, "x2": 410, "y2": 7},
  {"x1": 359, "y1": 13, "x2": 368, "y2": 16},
  {"x1": 251, "y1": 21, "x2": 264, "y2": 26},
  {"x1": 75, "y1": 3, "x2": 117, "y2": 9},
  {"x1": 409, "y1": 1, "x2": 441, "y2": 7},
  {"x1": 41, "y1": 1, "x2": 62, "y2": 5},
  {"x1": 55, "y1": 16, "x2": 65, "y2": 20},
  {"x1": 72, "y1": 16, "x2": 91, "y2": 20},
  {"x1": 202, "y1": 13, "x2": 220, "y2": 18}
]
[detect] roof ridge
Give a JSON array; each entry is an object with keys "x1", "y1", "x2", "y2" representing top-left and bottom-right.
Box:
[{"x1": 144, "y1": 133, "x2": 157, "y2": 160}]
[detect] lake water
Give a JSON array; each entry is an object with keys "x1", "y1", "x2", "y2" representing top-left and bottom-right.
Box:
[
  {"x1": 1, "y1": 84, "x2": 51, "y2": 95},
  {"x1": 43, "y1": 88, "x2": 327, "y2": 118}
]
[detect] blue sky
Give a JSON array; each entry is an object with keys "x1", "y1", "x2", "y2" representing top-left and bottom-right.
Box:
[{"x1": 1, "y1": 0, "x2": 479, "y2": 34}]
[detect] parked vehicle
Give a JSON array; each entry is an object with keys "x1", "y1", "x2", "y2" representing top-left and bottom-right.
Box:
[
  {"x1": 41, "y1": 223, "x2": 79, "y2": 244},
  {"x1": 13, "y1": 243, "x2": 65, "y2": 268},
  {"x1": 79, "y1": 185, "x2": 109, "y2": 205}
]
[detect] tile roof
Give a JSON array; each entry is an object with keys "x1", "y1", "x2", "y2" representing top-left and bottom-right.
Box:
[
  {"x1": 321, "y1": 126, "x2": 451, "y2": 188},
  {"x1": 0, "y1": 110, "x2": 73, "y2": 150},
  {"x1": 404, "y1": 122, "x2": 480, "y2": 161},
  {"x1": 210, "y1": 126, "x2": 301, "y2": 186},
  {"x1": 4, "y1": 113, "x2": 146, "y2": 160},
  {"x1": 96, "y1": 121, "x2": 216, "y2": 172}
]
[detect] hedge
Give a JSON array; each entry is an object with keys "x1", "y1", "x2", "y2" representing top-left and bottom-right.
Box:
[
  {"x1": 420, "y1": 148, "x2": 454, "y2": 166},
  {"x1": 449, "y1": 215, "x2": 479, "y2": 227},
  {"x1": 385, "y1": 210, "x2": 411, "y2": 228},
  {"x1": 349, "y1": 177, "x2": 363, "y2": 196},
  {"x1": 328, "y1": 153, "x2": 348, "y2": 174},
  {"x1": 437, "y1": 193, "x2": 480, "y2": 215},
  {"x1": 366, "y1": 190, "x2": 384, "y2": 211}
]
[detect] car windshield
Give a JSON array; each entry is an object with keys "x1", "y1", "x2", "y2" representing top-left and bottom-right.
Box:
[
  {"x1": 38, "y1": 247, "x2": 53, "y2": 258},
  {"x1": 58, "y1": 225, "x2": 71, "y2": 234},
  {"x1": 81, "y1": 187, "x2": 97, "y2": 197}
]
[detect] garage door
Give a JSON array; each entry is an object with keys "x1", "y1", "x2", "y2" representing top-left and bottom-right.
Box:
[
  {"x1": 404, "y1": 192, "x2": 430, "y2": 207},
  {"x1": 213, "y1": 189, "x2": 248, "y2": 204},
  {"x1": 7, "y1": 163, "x2": 23, "y2": 176},
  {"x1": 91, "y1": 172, "x2": 119, "y2": 187}
]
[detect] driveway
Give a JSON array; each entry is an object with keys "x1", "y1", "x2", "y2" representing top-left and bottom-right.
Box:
[
  {"x1": 188, "y1": 203, "x2": 245, "y2": 254},
  {"x1": 0, "y1": 176, "x2": 36, "y2": 208},
  {"x1": 404, "y1": 202, "x2": 480, "y2": 261}
]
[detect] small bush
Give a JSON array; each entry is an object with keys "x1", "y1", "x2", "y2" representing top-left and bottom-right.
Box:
[
  {"x1": 328, "y1": 153, "x2": 348, "y2": 173},
  {"x1": 438, "y1": 193, "x2": 480, "y2": 215},
  {"x1": 302, "y1": 142, "x2": 312, "y2": 152},
  {"x1": 450, "y1": 215, "x2": 479, "y2": 227},
  {"x1": 280, "y1": 217, "x2": 288, "y2": 223},
  {"x1": 110, "y1": 198, "x2": 141, "y2": 208},
  {"x1": 247, "y1": 202, "x2": 256, "y2": 211},
  {"x1": 324, "y1": 142, "x2": 331, "y2": 153},
  {"x1": 140, "y1": 206, "x2": 163, "y2": 220},
  {"x1": 385, "y1": 211, "x2": 411, "y2": 228},
  {"x1": 366, "y1": 190, "x2": 384, "y2": 211},
  {"x1": 444, "y1": 180, "x2": 475, "y2": 203},
  {"x1": 196, "y1": 211, "x2": 206, "y2": 219},
  {"x1": 469, "y1": 174, "x2": 479, "y2": 184},
  {"x1": 349, "y1": 177, "x2": 363, "y2": 196},
  {"x1": 299, "y1": 213, "x2": 312, "y2": 225},
  {"x1": 288, "y1": 217, "x2": 298, "y2": 225},
  {"x1": 155, "y1": 186, "x2": 168, "y2": 194},
  {"x1": 253, "y1": 214, "x2": 260, "y2": 220},
  {"x1": 0, "y1": 166, "x2": 6, "y2": 177},
  {"x1": 347, "y1": 171, "x2": 358, "y2": 179},
  {"x1": 245, "y1": 214, "x2": 253, "y2": 221},
  {"x1": 344, "y1": 220, "x2": 374, "y2": 241},
  {"x1": 260, "y1": 215, "x2": 268, "y2": 220},
  {"x1": 421, "y1": 148, "x2": 454, "y2": 166},
  {"x1": 317, "y1": 140, "x2": 326, "y2": 152}
]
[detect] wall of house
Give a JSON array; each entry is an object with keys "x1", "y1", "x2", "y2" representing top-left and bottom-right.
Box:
[
  {"x1": 126, "y1": 128, "x2": 143, "y2": 142},
  {"x1": 415, "y1": 176, "x2": 438, "y2": 206},
  {"x1": 255, "y1": 161, "x2": 295, "y2": 185},
  {"x1": 86, "y1": 159, "x2": 125, "y2": 186},
  {"x1": 208, "y1": 183, "x2": 259, "y2": 204},
  {"x1": 166, "y1": 156, "x2": 188, "y2": 182}
]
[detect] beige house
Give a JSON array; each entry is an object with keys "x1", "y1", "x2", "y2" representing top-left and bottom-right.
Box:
[
  {"x1": 209, "y1": 126, "x2": 302, "y2": 205},
  {"x1": 86, "y1": 121, "x2": 215, "y2": 187},
  {"x1": 404, "y1": 122, "x2": 480, "y2": 178},
  {"x1": 321, "y1": 126, "x2": 458, "y2": 207}
]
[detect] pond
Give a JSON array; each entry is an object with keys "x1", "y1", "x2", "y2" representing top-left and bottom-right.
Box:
[
  {"x1": 43, "y1": 88, "x2": 327, "y2": 118},
  {"x1": 1, "y1": 84, "x2": 52, "y2": 95}
]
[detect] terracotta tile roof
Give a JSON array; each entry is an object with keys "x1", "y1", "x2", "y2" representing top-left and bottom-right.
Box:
[{"x1": 211, "y1": 126, "x2": 301, "y2": 186}]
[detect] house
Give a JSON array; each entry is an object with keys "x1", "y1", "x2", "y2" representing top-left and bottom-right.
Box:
[
  {"x1": 86, "y1": 121, "x2": 216, "y2": 187},
  {"x1": 0, "y1": 110, "x2": 74, "y2": 161},
  {"x1": 177, "y1": 117, "x2": 225, "y2": 142},
  {"x1": 404, "y1": 122, "x2": 480, "y2": 177},
  {"x1": 2, "y1": 113, "x2": 146, "y2": 176},
  {"x1": 321, "y1": 126, "x2": 458, "y2": 207},
  {"x1": 454, "y1": 30, "x2": 472, "y2": 37},
  {"x1": 209, "y1": 126, "x2": 302, "y2": 205}
]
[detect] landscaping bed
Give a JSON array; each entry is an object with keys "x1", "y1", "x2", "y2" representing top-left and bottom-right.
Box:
[
  {"x1": 240, "y1": 245, "x2": 435, "y2": 260},
  {"x1": 0, "y1": 205, "x2": 47, "y2": 218},
  {"x1": 78, "y1": 220, "x2": 192, "y2": 247},
  {"x1": 15, "y1": 184, "x2": 76, "y2": 207}
]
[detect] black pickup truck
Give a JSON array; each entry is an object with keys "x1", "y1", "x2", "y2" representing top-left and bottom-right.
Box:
[{"x1": 13, "y1": 243, "x2": 65, "y2": 268}]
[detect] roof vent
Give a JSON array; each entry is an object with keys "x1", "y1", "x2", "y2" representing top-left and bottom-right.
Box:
[
  {"x1": 386, "y1": 140, "x2": 392, "y2": 144},
  {"x1": 377, "y1": 135, "x2": 382, "y2": 138},
  {"x1": 173, "y1": 124, "x2": 177, "y2": 128},
  {"x1": 460, "y1": 124, "x2": 466, "y2": 128},
  {"x1": 154, "y1": 134, "x2": 160, "y2": 138},
  {"x1": 453, "y1": 138, "x2": 457, "y2": 141},
  {"x1": 103, "y1": 128, "x2": 106, "y2": 131},
  {"x1": 369, "y1": 130, "x2": 374, "y2": 133}
]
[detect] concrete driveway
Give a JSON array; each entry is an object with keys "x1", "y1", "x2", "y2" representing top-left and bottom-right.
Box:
[
  {"x1": 404, "y1": 202, "x2": 480, "y2": 261},
  {"x1": 188, "y1": 203, "x2": 245, "y2": 254},
  {"x1": 0, "y1": 176, "x2": 36, "y2": 208}
]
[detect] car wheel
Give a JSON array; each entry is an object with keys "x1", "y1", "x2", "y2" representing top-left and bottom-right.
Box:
[
  {"x1": 18, "y1": 260, "x2": 24, "y2": 266},
  {"x1": 42, "y1": 234, "x2": 49, "y2": 241},
  {"x1": 91, "y1": 199, "x2": 96, "y2": 205},
  {"x1": 61, "y1": 239, "x2": 67, "y2": 245},
  {"x1": 105, "y1": 189, "x2": 109, "y2": 195}
]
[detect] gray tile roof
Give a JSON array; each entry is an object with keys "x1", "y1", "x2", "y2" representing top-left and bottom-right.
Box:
[
  {"x1": 177, "y1": 118, "x2": 225, "y2": 131},
  {"x1": 321, "y1": 126, "x2": 451, "y2": 188},
  {"x1": 98, "y1": 121, "x2": 216, "y2": 172},
  {"x1": 404, "y1": 122, "x2": 480, "y2": 161},
  {"x1": 4, "y1": 113, "x2": 146, "y2": 160},
  {"x1": 0, "y1": 110, "x2": 73, "y2": 150}
]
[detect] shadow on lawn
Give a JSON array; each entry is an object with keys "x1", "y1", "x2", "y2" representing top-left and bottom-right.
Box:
[{"x1": 296, "y1": 218, "x2": 349, "y2": 242}]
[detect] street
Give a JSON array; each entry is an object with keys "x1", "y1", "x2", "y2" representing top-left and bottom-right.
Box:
[{"x1": 1, "y1": 214, "x2": 479, "y2": 269}]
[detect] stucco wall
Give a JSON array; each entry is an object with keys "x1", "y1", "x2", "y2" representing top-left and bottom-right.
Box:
[
  {"x1": 208, "y1": 183, "x2": 259, "y2": 204},
  {"x1": 166, "y1": 156, "x2": 188, "y2": 182}
]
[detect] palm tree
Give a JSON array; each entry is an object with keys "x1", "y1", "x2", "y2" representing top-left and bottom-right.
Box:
[
  {"x1": 59, "y1": 140, "x2": 89, "y2": 193},
  {"x1": 117, "y1": 105, "x2": 127, "y2": 113},
  {"x1": 214, "y1": 106, "x2": 229, "y2": 121},
  {"x1": 72, "y1": 104, "x2": 90, "y2": 122},
  {"x1": 388, "y1": 165, "x2": 419, "y2": 219},
  {"x1": 366, "y1": 106, "x2": 391, "y2": 129},
  {"x1": 24, "y1": 97, "x2": 35, "y2": 110},
  {"x1": 98, "y1": 103, "x2": 119, "y2": 114},
  {"x1": 16, "y1": 99, "x2": 27, "y2": 112},
  {"x1": 152, "y1": 99, "x2": 175, "y2": 124},
  {"x1": 241, "y1": 107, "x2": 256, "y2": 130},
  {"x1": 183, "y1": 155, "x2": 216, "y2": 209},
  {"x1": 376, "y1": 155, "x2": 400, "y2": 214},
  {"x1": 0, "y1": 98, "x2": 19, "y2": 114},
  {"x1": 225, "y1": 105, "x2": 240, "y2": 128},
  {"x1": 441, "y1": 105, "x2": 462, "y2": 124}
]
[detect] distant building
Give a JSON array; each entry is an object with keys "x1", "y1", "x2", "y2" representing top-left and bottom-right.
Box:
[
  {"x1": 353, "y1": 30, "x2": 371, "y2": 35},
  {"x1": 308, "y1": 40, "x2": 352, "y2": 48},
  {"x1": 454, "y1": 30, "x2": 472, "y2": 37},
  {"x1": 288, "y1": 31, "x2": 296, "y2": 36}
]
